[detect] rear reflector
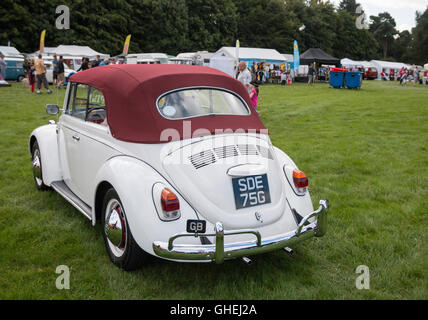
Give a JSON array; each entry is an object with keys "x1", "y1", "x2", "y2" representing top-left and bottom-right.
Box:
[{"x1": 293, "y1": 169, "x2": 308, "y2": 188}]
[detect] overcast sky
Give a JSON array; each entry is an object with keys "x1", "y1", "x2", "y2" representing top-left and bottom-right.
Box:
[{"x1": 330, "y1": 0, "x2": 428, "y2": 32}]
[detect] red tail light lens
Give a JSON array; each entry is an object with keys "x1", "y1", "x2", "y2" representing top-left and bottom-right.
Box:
[
  {"x1": 161, "y1": 188, "x2": 180, "y2": 212},
  {"x1": 293, "y1": 169, "x2": 308, "y2": 188}
]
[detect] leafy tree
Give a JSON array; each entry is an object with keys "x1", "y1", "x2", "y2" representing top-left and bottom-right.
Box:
[
  {"x1": 369, "y1": 12, "x2": 398, "y2": 59},
  {"x1": 411, "y1": 8, "x2": 428, "y2": 65}
]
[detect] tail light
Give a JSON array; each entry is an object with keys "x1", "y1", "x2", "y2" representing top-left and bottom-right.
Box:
[
  {"x1": 293, "y1": 169, "x2": 308, "y2": 192},
  {"x1": 160, "y1": 188, "x2": 180, "y2": 220}
]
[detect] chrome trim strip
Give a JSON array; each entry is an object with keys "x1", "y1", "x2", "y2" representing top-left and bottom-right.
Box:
[
  {"x1": 51, "y1": 181, "x2": 92, "y2": 221},
  {"x1": 153, "y1": 199, "x2": 328, "y2": 263}
]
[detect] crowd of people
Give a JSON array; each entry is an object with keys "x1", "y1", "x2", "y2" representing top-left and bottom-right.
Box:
[
  {"x1": 22, "y1": 55, "x2": 126, "y2": 94},
  {"x1": 379, "y1": 66, "x2": 423, "y2": 86}
]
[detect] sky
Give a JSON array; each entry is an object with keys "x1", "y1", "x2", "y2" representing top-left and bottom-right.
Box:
[{"x1": 330, "y1": 0, "x2": 428, "y2": 32}]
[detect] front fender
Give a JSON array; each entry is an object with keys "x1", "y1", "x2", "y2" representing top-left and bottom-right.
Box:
[
  {"x1": 29, "y1": 124, "x2": 61, "y2": 186},
  {"x1": 93, "y1": 156, "x2": 200, "y2": 257}
]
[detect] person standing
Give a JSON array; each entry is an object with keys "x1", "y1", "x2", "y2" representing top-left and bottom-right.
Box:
[
  {"x1": 0, "y1": 54, "x2": 6, "y2": 80},
  {"x1": 413, "y1": 68, "x2": 419, "y2": 86},
  {"x1": 35, "y1": 54, "x2": 52, "y2": 94},
  {"x1": 56, "y1": 56, "x2": 65, "y2": 88},
  {"x1": 249, "y1": 81, "x2": 259, "y2": 111},
  {"x1": 237, "y1": 61, "x2": 252, "y2": 93},
  {"x1": 308, "y1": 64, "x2": 315, "y2": 86},
  {"x1": 92, "y1": 55, "x2": 102, "y2": 67},
  {"x1": 28, "y1": 59, "x2": 36, "y2": 93},
  {"x1": 52, "y1": 55, "x2": 59, "y2": 87},
  {"x1": 77, "y1": 57, "x2": 89, "y2": 72}
]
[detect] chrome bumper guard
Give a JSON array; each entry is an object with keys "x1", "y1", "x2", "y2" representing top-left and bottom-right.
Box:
[{"x1": 152, "y1": 199, "x2": 328, "y2": 264}]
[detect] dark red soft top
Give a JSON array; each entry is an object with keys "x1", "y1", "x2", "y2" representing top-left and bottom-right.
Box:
[{"x1": 69, "y1": 64, "x2": 266, "y2": 143}]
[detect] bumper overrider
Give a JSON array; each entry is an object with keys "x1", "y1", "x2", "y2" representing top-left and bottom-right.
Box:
[{"x1": 152, "y1": 199, "x2": 328, "y2": 264}]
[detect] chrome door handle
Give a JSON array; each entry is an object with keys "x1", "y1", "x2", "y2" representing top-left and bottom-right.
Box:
[{"x1": 72, "y1": 135, "x2": 80, "y2": 141}]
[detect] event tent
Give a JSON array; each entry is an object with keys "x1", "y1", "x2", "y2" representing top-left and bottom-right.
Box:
[
  {"x1": 215, "y1": 47, "x2": 286, "y2": 66},
  {"x1": 424, "y1": 63, "x2": 428, "y2": 70},
  {"x1": 370, "y1": 60, "x2": 411, "y2": 79},
  {"x1": 300, "y1": 48, "x2": 340, "y2": 66},
  {"x1": 341, "y1": 58, "x2": 375, "y2": 69},
  {"x1": 281, "y1": 53, "x2": 295, "y2": 69},
  {"x1": 54, "y1": 45, "x2": 109, "y2": 59},
  {"x1": 0, "y1": 46, "x2": 24, "y2": 58},
  {"x1": 209, "y1": 51, "x2": 236, "y2": 77}
]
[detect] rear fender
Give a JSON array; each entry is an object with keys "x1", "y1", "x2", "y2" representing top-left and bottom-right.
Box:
[{"x1": 93, "y1": 156, "x2": 200, "y2": 257}]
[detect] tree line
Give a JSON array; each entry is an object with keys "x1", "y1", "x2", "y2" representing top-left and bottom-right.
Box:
[{"x1": 0, "y1": 0, "x2": 426, "y2": 65}]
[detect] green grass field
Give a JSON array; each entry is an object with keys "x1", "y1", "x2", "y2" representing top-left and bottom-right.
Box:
[{"x1": 0, "y1": 80, "x2": 427, "y2": 299}]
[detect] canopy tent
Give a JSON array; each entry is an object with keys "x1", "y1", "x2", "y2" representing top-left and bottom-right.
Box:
[
  {"x1": 209, "y1": 51, "x2": 236, "y2": 77},
  {"x1": 424, "y1": 63, "x2": 428, "y2": 70},
  {"x1": 300, "y1": 48, "x2": 340, "y2": 66},
  {"x1": 341, "y1": 58, "x2": 375, "y2": 69},
  {"x1": 281, "y1": 53, "x2": 294, "y2": 69},
  {"x1": 53, "y1": 45, "x2": 109, "y2": 59},
  {"x1": 31, "y1": 47, "x2": 58, "y2": 56},
  {"x1": 127, "y1": 53, "x2": 169, "y2": 64},
  {"x1": 370, "y1": 60, "x2": 411, "y2": 79},
  {"x1": 0, "y1": 46, "x2": 24, "y2": 58},
  {"x1": 215, "y1": 47, "x2": 286, "y2": 67}
]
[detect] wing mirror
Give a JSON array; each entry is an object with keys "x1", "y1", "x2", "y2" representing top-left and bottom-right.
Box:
[{"x1": 46, "y1": 104, "x2": 59, "y2": 115}]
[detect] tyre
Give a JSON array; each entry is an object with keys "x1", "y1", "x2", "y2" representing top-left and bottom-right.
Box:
[
  {"x1": 31, "y1": 141, "x2": 49, "y2": 190},
  {"x1": 18, "y1": 75, "x2": 24, "y2": 82},
  {"x1": 101, "y1": 188, "x2": 148, "y2": 270}
]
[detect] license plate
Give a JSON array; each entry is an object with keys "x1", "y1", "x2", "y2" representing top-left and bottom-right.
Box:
[
  {"x1": 232, "y1": 174, "x2": 271, "y2": 209},
  {"x1": 186, "y1": 220, "x2": 206, "y2": 233}
]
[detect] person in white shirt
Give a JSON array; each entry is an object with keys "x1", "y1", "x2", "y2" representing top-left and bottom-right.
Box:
[{"x1": 237, "y1": 61, "x2": 252, "y2": 92}]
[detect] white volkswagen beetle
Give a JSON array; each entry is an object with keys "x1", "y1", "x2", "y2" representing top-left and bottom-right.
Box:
[{"x1": 29, "y1": 64, "x2": 328, "y2": 270}]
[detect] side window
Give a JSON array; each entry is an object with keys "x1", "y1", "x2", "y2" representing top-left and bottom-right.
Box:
[{"x1": 67, "y1": 83, "x2": 107, "y2": 125}]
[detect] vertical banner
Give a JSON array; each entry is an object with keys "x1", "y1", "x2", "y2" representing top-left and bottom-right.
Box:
[
  {"x1": 40, "y1": 30, "x2": 46, "y2": 53},
  {"x1": 123, "y1": 34, "x2": 131, "y2": 55},
  {"x1": 293, "y1": 40, "x2": 300, "y2": 71}
]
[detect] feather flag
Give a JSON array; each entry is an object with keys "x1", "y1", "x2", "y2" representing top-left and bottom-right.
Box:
[
  {"x1": 123, "y1": 34, "x2": 131, "y2": 55},
  {"x1": 40, "y1": 30, "x2": 46, "y2": 53}
]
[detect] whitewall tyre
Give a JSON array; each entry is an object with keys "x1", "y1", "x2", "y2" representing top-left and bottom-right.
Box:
[{"x1": 31, "y1": 141, "x2": 49, "y2": 191}]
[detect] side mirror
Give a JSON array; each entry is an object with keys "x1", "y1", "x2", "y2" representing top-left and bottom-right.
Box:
[{"x1": 46, "y1": 104, "x2": 59, "y2": 115}]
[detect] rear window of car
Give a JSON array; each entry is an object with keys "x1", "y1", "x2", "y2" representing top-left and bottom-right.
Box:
[{"x1": 156, "y1": 87, "x2": 250, "y2": 119}]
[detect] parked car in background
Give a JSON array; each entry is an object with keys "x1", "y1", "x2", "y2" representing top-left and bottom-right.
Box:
[
  {"x1": 5, "y1": 57, "x2": 25, "y2": 81},
  {"x1": 363, "y1": 67, "x2": 378, "y2": 80},
  {"x1": 29, "y1": 64, "x2": 328, "y2": 270}
]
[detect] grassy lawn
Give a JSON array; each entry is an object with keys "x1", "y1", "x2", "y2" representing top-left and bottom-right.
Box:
[{"x1": 0, "y1": 80, "x2": 427, "y2": 299}]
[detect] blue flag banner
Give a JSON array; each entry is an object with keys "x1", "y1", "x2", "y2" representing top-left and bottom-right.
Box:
[{"x1": 293, "y1": 40, "x2": 300, "y2": 71}]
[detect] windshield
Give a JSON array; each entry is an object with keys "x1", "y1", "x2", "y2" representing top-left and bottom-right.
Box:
[{"x1": 157, "y1": 88, "x2": 250, "y2": 119}]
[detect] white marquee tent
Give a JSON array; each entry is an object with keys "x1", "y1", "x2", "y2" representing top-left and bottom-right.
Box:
[
  {"x1": 341, "y1": 58, "x2": 375, "y2": 69},
  {"x1": 215, "y1": 46, "x2": 286, "y2": 66},
  {"x1": 54, "y1": 45, "x2": 109, "y2": 59},
  {"x1": 370, "y1": 60, "x2": 411, "y2": 79},
  {"x1": 209, "y1": 51, "x2": 236, "y2": 77},
  {"x1": 0, "y1": 46, "x2": 24, "y2": 58}
]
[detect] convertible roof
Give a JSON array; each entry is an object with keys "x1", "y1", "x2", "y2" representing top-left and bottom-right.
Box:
[{"x1": 69, "y1": 64, "x2": 266, "y2": 143}]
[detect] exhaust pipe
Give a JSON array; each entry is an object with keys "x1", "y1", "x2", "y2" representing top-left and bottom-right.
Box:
[{"x1": 242, "y1": 256, "x2": 252, "y2": 265}]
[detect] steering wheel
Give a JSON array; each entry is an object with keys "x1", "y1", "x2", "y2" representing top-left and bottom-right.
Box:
[{"x1": 86, "y1": 106, "x2": 106, "y2": 123}]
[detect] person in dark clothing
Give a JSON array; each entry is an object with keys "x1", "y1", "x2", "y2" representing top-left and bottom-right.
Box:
[
  {"x1": 92, "y1": 55, "x2": 102, "y2": 67},
  {"x1": 308, "y1": 64, "x2": 315, "y2": 86},
  {"x1": 77, "y1": 57, "x2": 89, "y2": 72},
  {"x1": 56, "y1": 56, "x2": 65, "y2": 88}
]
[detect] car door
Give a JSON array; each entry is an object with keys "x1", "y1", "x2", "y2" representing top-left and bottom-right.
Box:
[{"x1": 58, "y1": 83, "x2": 119, "y2": 205}]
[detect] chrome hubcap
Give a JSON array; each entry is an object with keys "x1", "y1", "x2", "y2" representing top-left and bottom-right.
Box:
[
  {"x1": 104, "y1": 199, "x2": 127, "y2": 257},
  {"x1": 32, "y1": 150, "x2": 42, "y2": 186}
]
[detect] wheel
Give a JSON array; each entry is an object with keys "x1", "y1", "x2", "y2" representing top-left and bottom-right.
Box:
[
  {"x1": 31, "y1": 141, "x2": 49, "y2": 190},
  {"x1": 18, "y1": 75, "x2": 24, "y2": 82},
  {"x1": 101, "y1": 188, "x2": 148, "y2": 270}
]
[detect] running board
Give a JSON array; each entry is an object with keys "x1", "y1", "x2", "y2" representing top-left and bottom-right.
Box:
[{"x1": 51, "y1": 181, "x2": 92, "y2": 221}]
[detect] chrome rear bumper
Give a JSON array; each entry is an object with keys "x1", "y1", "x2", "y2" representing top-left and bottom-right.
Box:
[{"x1": 152, "y1": 199, "x2": 328, "y2": 263}]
